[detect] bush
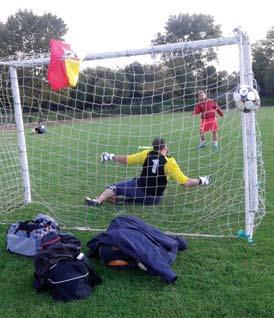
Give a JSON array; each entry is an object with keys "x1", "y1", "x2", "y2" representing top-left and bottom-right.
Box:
[{"x1": 260, "y1": 96, "x2": 274, "y2": 106}]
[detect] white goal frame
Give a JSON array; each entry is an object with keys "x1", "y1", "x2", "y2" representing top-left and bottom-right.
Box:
[{"x1": 0, "y1": 28, "x2": 265, "y2": 239}]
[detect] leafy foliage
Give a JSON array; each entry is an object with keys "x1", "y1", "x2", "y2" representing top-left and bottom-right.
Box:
[
  {"x1": 151, "y1": 14, "x2": 225, "y2": 97},
  {"x1": 151, "y1": 13, "x2": 221, "y2": 44},
  {"x1": 264, "y1": 62, "x2": 274, "y2": 94},
  {"x1": 252, "y1": 26, "x2": 274, "y2": 96},
  {"x1": 0, "y1": 10, "x2": 68, "y2": 117},
  {"x1": 0, "y1": 9, "x2": 67, "y2": 57},
  {"x1": 0, "y1": 11, "x2": 236, "y2": 114}
]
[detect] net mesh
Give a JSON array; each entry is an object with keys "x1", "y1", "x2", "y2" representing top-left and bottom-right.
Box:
[{"x1": 0, "y1": 41, "x2": 266, "y2": 236}]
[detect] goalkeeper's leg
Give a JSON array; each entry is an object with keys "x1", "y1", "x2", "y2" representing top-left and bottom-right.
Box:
[
  {"x1": 85, "y1": 178, "x2": 162, "y2": 206},
  {"x1": 110, "y1": 179, "x2": 162, "y2": 205},
  {"x1": 85, "y1": 188, "x2": 115, "y2": 206}
]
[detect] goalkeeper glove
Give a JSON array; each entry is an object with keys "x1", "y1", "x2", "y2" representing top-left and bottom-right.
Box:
[
  {"x1": 101, "y1": 152, "x2": 115, "y2": 163},
  {"x1": 199, "y1": 176, "x2": 211, "y2": 185}
]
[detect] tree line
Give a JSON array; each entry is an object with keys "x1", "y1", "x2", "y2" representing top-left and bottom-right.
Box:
[{"x1": 0, "y1": 10, "x2": 273, "y2": 117}]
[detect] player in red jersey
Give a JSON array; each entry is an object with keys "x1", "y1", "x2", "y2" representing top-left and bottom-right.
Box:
[{"x1": 193, "y1": 91, "x2": 224, "y2": 149}]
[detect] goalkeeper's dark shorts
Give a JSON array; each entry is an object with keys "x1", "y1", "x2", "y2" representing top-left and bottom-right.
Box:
[{"x1": 107, "y1": 178, "x2": 162, "y2": 205}]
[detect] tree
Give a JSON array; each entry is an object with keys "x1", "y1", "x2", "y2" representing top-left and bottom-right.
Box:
[
  {"x1": 0, "y1": 9, "x2": 67, "y2": 57},
  {"x1": 0, "y1": 10, "x2": 68, "y2": 117},
  {"x1": 152, "y1": 13, "x2": 221, "y2": 45},
  {"x1": 124, "y1": 62, "x2": 181, "y2": 109},
  {"x1": 264, "y1": 62, "x2": 274, "y2": 95},
  {"x1": 125, "y1": 62, "x2": 145, "y2": 100},
  {"x1": 151, "y1": 14, "x2": 222, "y2": 99},
  {"x1": 252, "y1": 26, "x2": 274, "y2": 95}
]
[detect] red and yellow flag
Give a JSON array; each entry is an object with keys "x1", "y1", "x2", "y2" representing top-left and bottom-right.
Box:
[{"x1": 47, "y1": 39, "x2": 81, "y2": 91}]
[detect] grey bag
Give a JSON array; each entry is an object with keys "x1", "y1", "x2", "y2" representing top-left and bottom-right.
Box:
[{"x1": 6, "y1": 214, "x2": 59, "y2": 256}]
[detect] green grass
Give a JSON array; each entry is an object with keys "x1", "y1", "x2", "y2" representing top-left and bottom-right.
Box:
[{"x1": 0, "y1": 107, "x2": 273, "y2": 317}]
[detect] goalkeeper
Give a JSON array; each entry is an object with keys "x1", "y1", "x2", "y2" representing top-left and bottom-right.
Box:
[{"x1": 85, "y1": 137, "x2": 210, "y2": 206}]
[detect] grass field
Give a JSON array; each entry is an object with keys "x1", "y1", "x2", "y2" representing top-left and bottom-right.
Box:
[
  {"x1": 1, "y1": 107, "x2": 264, "y2": 236},
  {"x1": 0, "y1": 107, "x2": 273, "y2": 317}
]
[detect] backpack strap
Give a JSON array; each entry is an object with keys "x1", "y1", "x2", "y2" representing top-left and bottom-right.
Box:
[{"x1": 80, "y1": 254, "x2": 102, "y2": 286}]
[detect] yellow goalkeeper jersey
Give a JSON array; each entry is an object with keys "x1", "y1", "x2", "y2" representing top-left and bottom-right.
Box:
[{"x1": 127, "y1": 150, "x2": 189, "y2": 185}]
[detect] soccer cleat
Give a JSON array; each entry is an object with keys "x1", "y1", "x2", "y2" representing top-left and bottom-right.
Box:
[
  {"x1": 213, "y1": 144, "x2": 219, "y2": 150},
  {"x1": 198, "y1": 143, "x2": 206, "y2": 149},
  {"x1": 85, "y1": 197, "x2": 100, "y2": 207}
]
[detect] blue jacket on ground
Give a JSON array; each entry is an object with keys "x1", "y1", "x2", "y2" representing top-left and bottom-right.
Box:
[{"x1": 87, "y1": 215, "x2": 187, "y2": 283}]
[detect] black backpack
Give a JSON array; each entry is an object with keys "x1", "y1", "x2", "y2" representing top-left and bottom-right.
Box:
[
  {"x1": 34, "y1": 234, "x2": 102, "y2": 302},
  {"x1": 46, "y1": 254, "x2": 101, "y2": 302}
]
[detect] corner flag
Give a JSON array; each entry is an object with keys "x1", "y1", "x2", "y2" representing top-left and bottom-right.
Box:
[{"x1": 47, "y1": 39, "x2": 81, "y2": 91}]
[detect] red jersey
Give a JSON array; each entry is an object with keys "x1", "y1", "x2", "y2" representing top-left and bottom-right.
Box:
[{"x1": 193, "y1": 99, "x2": 223, "y2": 120}]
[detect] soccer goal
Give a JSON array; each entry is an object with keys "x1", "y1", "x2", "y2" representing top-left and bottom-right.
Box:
[{"x1": 0, "y1": 28, "x2": 266, "y2": 239}]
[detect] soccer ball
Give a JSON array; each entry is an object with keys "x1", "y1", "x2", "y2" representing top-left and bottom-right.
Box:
[{"x1": 233, "y1": 85, "x2": 260, "y2": 111}]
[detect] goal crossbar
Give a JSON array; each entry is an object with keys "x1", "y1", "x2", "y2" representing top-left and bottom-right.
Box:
[{"x1": 0, "y1": 36, "x2": 238, "y2": 68}]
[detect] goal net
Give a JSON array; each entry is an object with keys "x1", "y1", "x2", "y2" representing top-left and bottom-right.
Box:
[{"x1": 0, "y1": 33, "x2": 266, "y2": 237}]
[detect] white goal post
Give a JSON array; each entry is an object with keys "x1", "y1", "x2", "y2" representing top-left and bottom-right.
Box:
[{"x1": 0, "y1": 29, "x2": 266, "y2": 239}]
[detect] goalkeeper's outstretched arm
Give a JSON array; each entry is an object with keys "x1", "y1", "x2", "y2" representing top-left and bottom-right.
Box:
[
  {"x1": 112, "y1": 155, "x2": 127, "y2": 164},
  {"x1": 183, "y1": 178, "x2": 200, "y2": 187},
  {"x1": 101, "y1": 150, "x2": 148, "y2": 165},
  {"x1": 101, "y1": 152, "x2": 127, "y2": 164},
  {"x1": 183, "y1": 176, "x2": 211, "y2": 187},
  {"x1": 166, "y1": 157, "x2": 211, "y2": 187}
]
